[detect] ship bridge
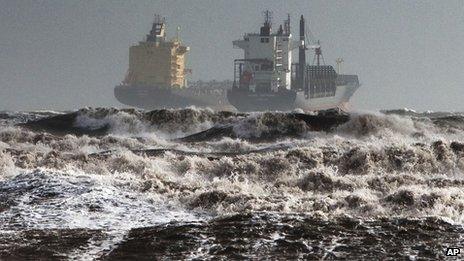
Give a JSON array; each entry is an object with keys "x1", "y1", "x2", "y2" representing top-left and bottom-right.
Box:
[{"x1": 233, "y1": 11, "x2": 299, "y2": 92}]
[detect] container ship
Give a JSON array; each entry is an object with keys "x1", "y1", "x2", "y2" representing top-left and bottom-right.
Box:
[{"x1": 114, "y1": 13, "x2": 360, "y2": 111}]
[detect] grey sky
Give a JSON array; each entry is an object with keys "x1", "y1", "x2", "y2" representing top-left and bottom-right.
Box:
[{"x1": 0, "y1": 0, "x2": 463, "y2": 111}]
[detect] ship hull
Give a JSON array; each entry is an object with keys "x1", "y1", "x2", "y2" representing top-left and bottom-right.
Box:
[
  {"x1": 226, "y1": 89, "x2": 296, "y2": 111},
  {"x1": 114, "y1": 85, "x2": 233, "y2": 110},
  {"x1": 227, "y1": 75, "x2": 359, "y2": 112},
  {"x1": 294, "y1": 75, "x2": 359, "y2": 111},
  {"x1": 114, "y1": 75, "x2": 359, "y2": 112}
]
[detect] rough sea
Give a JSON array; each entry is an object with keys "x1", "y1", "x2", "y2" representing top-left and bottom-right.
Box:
[{"x1": 0, "y1": 107, "x2": 463, "y2": 260}]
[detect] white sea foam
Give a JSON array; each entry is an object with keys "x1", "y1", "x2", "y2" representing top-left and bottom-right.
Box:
[{"x1": 1, "y1": 108, "x2": 464, "y2": 232}]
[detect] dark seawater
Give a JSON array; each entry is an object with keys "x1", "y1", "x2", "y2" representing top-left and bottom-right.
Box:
[{"x1": 0, "y1": 108, "x2": 463, "y2": 260}]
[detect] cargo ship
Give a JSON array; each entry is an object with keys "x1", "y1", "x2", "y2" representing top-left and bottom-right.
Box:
[
  {"x1": 114, "y1": 15, "x2": 232, "y2": 110},
  {"x1": 227, "y1": 11, "x2": 359, "y2": 111},
  {"x1": 114, "y1": 13, "x2": 360, "y2": 111}
]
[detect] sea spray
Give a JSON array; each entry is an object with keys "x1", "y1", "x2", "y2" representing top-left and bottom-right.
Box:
[{"x1": 1, "y1": 108, "x2": 464, "y2": 259}]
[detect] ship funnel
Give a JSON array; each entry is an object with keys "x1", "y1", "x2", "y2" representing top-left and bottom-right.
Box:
[{"x1": 299, "y1": 15, "x2": 306, "y2": 92}]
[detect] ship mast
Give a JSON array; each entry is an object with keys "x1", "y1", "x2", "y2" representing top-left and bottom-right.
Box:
[
  {"x1": 299, "y1": 15, "x2": 307, "y2": 96},
  {"x1": 261, "y1": 10, "x2": 272, "y2": 36},
  {"x1": 284, "y1": 14, "x2": 291, "y2": 35},
  {"x1": 147, "y1": 14, "x2": 166, "y2": 43},
  {"x1": 264, "y1": 10, "x2": 272, "y2": 28},
  {"x1": 313, "y1": 40, "x2": 325, "y2": 66}
]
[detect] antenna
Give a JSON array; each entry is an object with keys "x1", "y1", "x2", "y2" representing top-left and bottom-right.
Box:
[
  {"x1": 335, "y1": 58, "x2": 344, "y2": 74},
  {"x1": 263, "y1": 10, "x2": 272, "y2": 27},
  {"x1": 148, "y1": 14, "x2": 166, "y2": 42},
  {"x1": 176, "y1": 26, "x2": 181, "y2": 42},
  {"x1": 284, "y1": 14, "x2": 290, "y2": 35},
  {"x1": 153, "y1": 14, "x2": 165, "y2": 24}
]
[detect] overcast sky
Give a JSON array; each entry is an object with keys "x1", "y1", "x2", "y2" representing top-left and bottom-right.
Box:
[{"x1": 0, "y1": 0, "x2": 463, "y2": 111}]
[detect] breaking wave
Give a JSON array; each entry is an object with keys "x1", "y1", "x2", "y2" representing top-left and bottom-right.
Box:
[
  {"x1": 2, "y1": 107, "x2": 464, "y2": 258},
  {"x1": 2, "y1": 108, "x2": 464, "y2": 220}
]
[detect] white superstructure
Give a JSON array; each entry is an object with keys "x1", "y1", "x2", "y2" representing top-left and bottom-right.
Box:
[
  {"x1": 232, "y1": 12, "x2": 298, "y2": 92},
  {"x1": 227, "y1": 11, "x2": 360, "y2": 112}
]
